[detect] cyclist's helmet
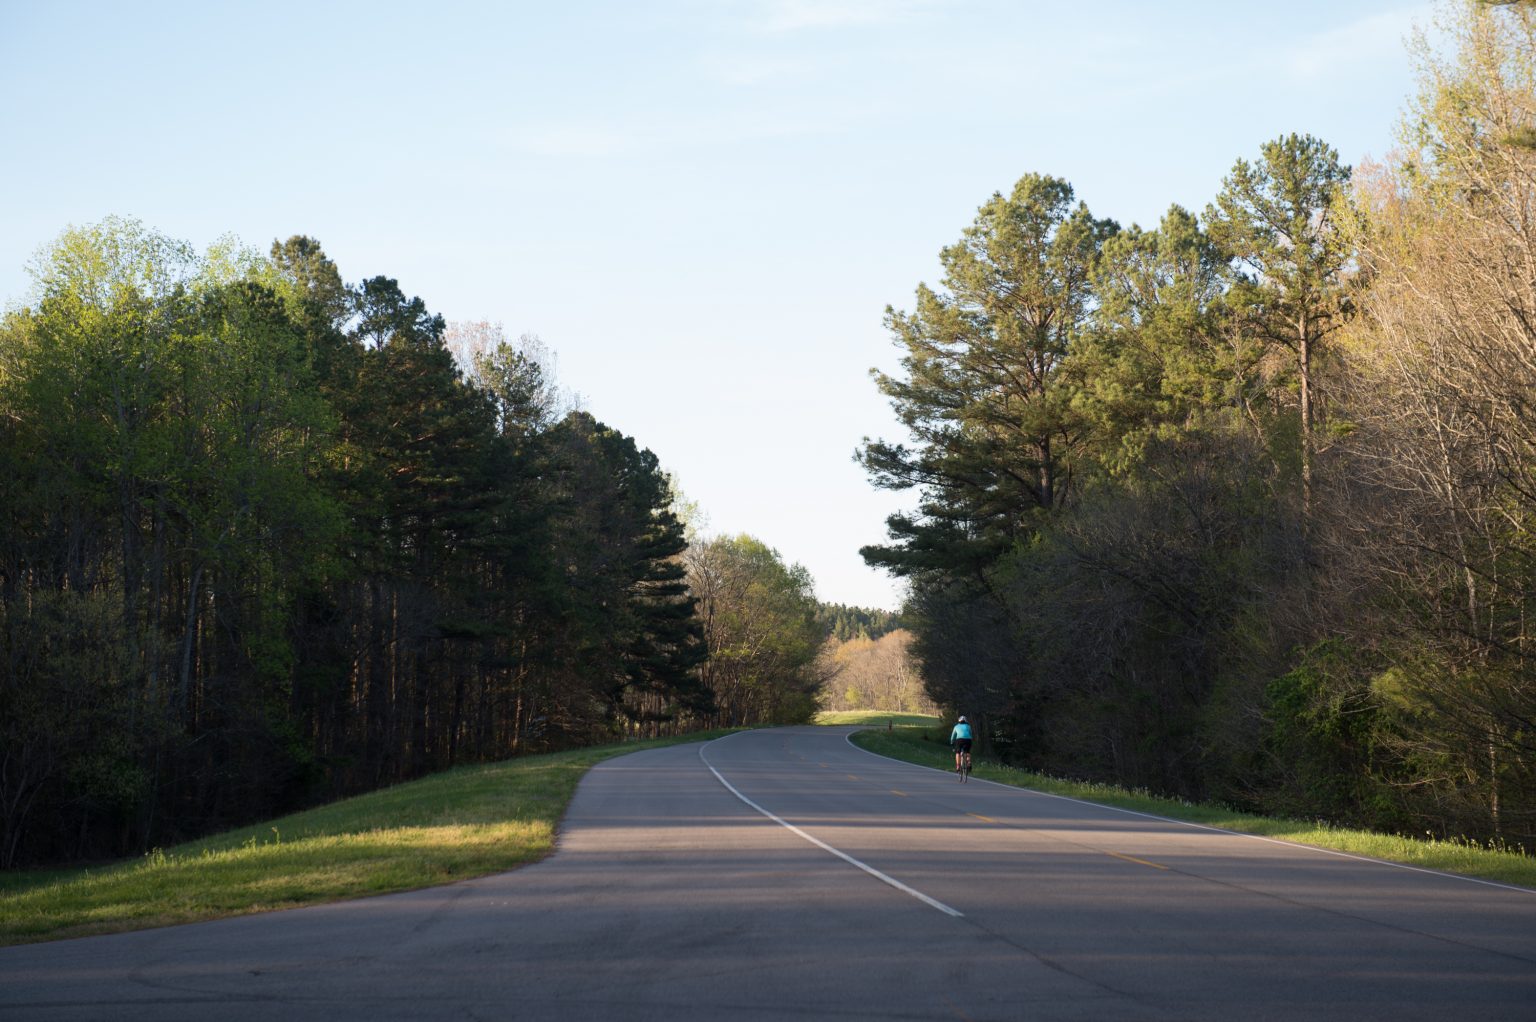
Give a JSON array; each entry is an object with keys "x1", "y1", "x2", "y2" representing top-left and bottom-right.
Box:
[{"x1": 958, "y1": 716, "x2": 967, "y2": 722}]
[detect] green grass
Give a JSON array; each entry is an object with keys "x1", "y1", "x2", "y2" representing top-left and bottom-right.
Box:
[
  {"x1": 852, "y1": 723, "x2": 1536, "y2": 891},
  {"x1": 814, "y1": 709, "x2": 941, "y2": 728},
  {"x1": 0, "y1": 730, "x2": 735, "y2": 946}
]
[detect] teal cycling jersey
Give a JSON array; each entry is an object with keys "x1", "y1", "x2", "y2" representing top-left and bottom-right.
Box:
[{"x1": 950, "y1": 722, "x2": 972, "y2": 742}]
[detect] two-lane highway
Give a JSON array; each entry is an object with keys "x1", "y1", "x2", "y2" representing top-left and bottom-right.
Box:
[
  {"x1": 704, "y1": 728, "x2": 1536, "y2": 1018},
  {"x1": 3, "y1": 726, "x2": 1534, "y2": 1020}
]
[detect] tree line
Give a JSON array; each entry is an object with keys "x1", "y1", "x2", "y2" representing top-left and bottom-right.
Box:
[
  {"x1": 862, "y1": 2, "x2": 1536, "y2": 850},
  {"x1": 0, "y1": 229, "x2": 826, "y2": 867},
  {"x1": 816, "y1": 604, "x2": 901, "y2": 643}
]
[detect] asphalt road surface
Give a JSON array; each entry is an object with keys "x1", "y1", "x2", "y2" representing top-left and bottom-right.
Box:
[{"x1": 3, "y1": 726, "x2": 1535, "y2": 1020}]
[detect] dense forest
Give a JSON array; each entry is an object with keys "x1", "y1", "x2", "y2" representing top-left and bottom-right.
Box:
[
  {"x1": 0, "y1": 232, "x2": 827, "y2": 868},
  {"x1": 861, "y1": 2, "x2": 1536, "y2": 850},
  {"x1": 816, "y1": 604, "x2": 901, "y2": 642}
]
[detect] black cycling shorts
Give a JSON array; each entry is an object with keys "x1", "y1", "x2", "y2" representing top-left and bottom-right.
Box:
[{"x1": 953, "y1": 738, "x2": 972, "y2": 753}]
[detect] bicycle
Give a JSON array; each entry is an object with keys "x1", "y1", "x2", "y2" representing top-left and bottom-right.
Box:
[{"x1": 953, "y1": 746, "x2": 971, "y2": 783}]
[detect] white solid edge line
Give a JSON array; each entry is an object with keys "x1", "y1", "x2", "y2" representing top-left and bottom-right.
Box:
[
  {"x1": 699, "y1": 737, "x2": 964, "y2": 918},
  {"x1": 841, "y1": 729, "x2": 1536, "y2": 897}
]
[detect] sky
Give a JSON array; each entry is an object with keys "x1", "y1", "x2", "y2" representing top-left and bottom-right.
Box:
[{"x1": 0, "y1": 0, "x2": 1440, "y2": 609}]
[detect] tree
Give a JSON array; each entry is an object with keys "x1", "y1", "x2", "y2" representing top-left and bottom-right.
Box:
[
  {"x1": 544, "y1": 413, "x2": 709, "y2": 738},
  {"x1": 445, "y1": 321, "x2": 573, "y2": 436},
  {"x1": 1207, "y1": 134, "x2": 1354, "y2": 517},
  {"x1": 816, "y1": 629, "x2": 932, "y2": 715},
  {"x1": 1, "y1": 220, "x2": 735, "y2": 866},
  {"x1": 1070, "y1": 205, "x2": 1251, "y2": 473},
  {"x1": 686, "y1": 535, "x2": 826, "y2": 726},
  {"x1": 815, "y1": 603, "x2": 900, "y2": 642},
  {"x1": 0, "y1": 221, "x2": 349, "y2": 860},
  {"x1": 1330, "y1": 0, "x2": 1536, "y2": 844},
  {"x1": 859, "y1": 174, "x2": 1118, "y2": 580}
]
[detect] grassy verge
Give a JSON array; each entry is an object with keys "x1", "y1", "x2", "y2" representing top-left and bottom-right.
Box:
[
  {"x1": 0, "y1": 730, "x2": 734, "y2": 946},
  {"x1": 814, "y1": 710, "x2": 941, "y2": 728},
  {"x1": 852, "y1": 724, "x2": 1536, "y2": 891}
]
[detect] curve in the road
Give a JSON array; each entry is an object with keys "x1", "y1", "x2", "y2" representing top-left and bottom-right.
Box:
[{"x1": 3, "y1": 725, "x2": 1534, "y2": 1022}]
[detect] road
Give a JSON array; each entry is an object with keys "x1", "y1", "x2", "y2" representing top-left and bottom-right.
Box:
[{"x1": 3, "y1": 726, "x2": 1535, "y2": 1020}]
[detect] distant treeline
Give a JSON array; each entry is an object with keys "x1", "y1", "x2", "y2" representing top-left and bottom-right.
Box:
[
  {"x1": 0, "y1": 229, "x2": 819, "y2": 867},
  {"x1": 816, "y1": 603, "x2": 901, "y2": 643},
  {"x1": 862, "y1": 4, "x2": 1536, "y2": 851}
]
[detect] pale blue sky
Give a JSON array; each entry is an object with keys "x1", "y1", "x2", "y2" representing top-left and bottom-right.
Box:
[{"x1": 1, "y1": 0, "x2": 1437, "y2": 608}]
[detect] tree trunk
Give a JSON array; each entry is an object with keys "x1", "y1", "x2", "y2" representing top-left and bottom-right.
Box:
[{"x1": 1299, "y1": 315, "x2": 1313, "y2": 521}]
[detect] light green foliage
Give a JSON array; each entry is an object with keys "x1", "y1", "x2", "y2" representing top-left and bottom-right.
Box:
[
  {"x1": 1070, "y1": 206, "x2": 1242, "y2": 473},
  {"x1": 1207, "y1": 135, "x2": 1353, "y2": 303},
  {"x1": 1207, "y1": 133, "x2": 1354, "y2": 510},
  {"x1": 1261, "y1": 641, "x2": 1396, "y2": 826},
  {"x1": 0, "y1": 220, "x2": 343, "y2": 867},
  {"x1": 688, "y1": 535, "x2": 824, "y2": 725}
]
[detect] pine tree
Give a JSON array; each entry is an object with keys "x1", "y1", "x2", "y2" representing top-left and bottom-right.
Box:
[{"x1": 859, "y1": 174, "x2": 1117, "y2": 579}]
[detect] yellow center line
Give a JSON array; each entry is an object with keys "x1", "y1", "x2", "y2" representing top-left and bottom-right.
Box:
[
  {"x1": 1107, "y1": 850, "x2": 1169, "y2": 871},
  {"x1": 967, "y1": 812, "x2": 998, "y2": 824},
  {"x1": 890, "y1": 789, "x2": 907, "y2": 797},
  {"x1": 847, "y1": 774, "x2": 861, "y2": 781}
]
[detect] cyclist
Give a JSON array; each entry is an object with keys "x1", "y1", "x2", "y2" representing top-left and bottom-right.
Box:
[{"x1": 950, "y1": 715, "x2": 973, "y2": 777}]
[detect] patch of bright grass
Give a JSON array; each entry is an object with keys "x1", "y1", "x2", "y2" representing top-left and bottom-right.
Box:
[
  {"x1": 814, "y1": 709, "x2": 941, "y2": 728},
  {"x1": 0, "y1": 730, "x2": 735, "y2": 946},
  {"x1": 852, "y1": 724, "x2": 1536, "y2": 892}
]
